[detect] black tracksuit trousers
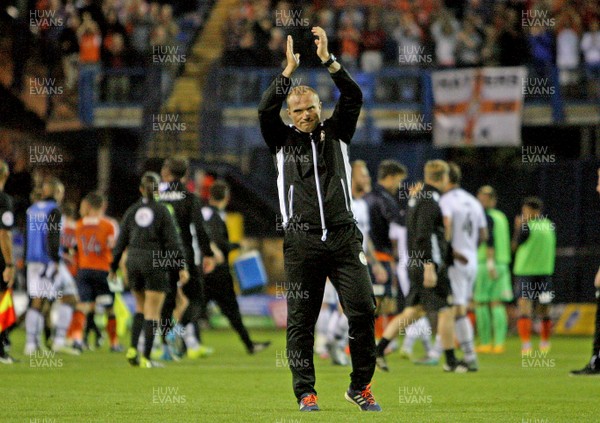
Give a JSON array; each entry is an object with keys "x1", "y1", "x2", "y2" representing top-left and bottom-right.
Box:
[
  {"x1": 284, "y1": 223, "x2": 377, "y2": 401},
  {"x1": 204, "y1": 264, "x2": 253, "y2": 351}
]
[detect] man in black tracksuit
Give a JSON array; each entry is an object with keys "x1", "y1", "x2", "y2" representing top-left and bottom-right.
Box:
[
  {"x1": 201, "y1": 181, "x2": 270, "y2": 354},
  {"x1": 159, "y1": 159, "x2": 215, "y2": 357},
  {"x1": 258, "y1": 27, "x2": 380, "y2": 412}
]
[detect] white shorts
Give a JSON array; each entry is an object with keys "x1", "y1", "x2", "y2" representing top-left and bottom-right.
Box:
[
  {"x1": 448, "y1": 262, "x2": 477, "y2": 306},
  {"x1": 322, "y1": 280, "x2": 339, "y2": 306},
  {"x1": 392, "y1": 225, "x2": 410, "y2": 297},
  {"x1": 27, "y1": 262, "x2": 78, "y2": 300}
]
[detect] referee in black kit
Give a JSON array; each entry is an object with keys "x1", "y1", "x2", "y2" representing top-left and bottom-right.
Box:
[
  {"x1": 258, "y1": 27, "x2": 381, "y2": 412},
  {"x1": 109, "y1": 172, "x2": 189, "y2": 368}
]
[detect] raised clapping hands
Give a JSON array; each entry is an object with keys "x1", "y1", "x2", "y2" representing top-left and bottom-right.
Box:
[
  {"x1": 282, "y1": 35, "x2": 300, "y2": 78},
  {"x1": 283, "y1": 27, "x2": 335, "y2": 78},
  {"x1": 311, "y1": 26, "x2": 330, "y2": 62}
]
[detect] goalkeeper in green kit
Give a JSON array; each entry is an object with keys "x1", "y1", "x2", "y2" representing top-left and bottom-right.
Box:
[{"x1": 473, "y1": 186, "x2": 513, "y2": 354}]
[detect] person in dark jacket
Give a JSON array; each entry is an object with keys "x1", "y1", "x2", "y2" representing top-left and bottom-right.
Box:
[
  {"x1": 375, "y1": 160, "x2": 469, "y2": 373},
  {"x1": 201, "y1": 180, "x2": 270, "y2": 355},
  {"x1": 258, "y1": 27, "x2": 381, "y2": 412},
  {"x1": 110, "y1": 172, "x2": 188, "y2": 368},
  {"x1": 364, "y1": 160, "x2": 406, "y2": 305},
  {"x1": 159, "y1": 158, "x2": 216, "y2": 360}
]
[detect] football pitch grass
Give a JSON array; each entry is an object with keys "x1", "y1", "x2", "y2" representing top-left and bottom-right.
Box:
[{"x1": 2, "y1": 329, "x2": 597, "y2": 423}]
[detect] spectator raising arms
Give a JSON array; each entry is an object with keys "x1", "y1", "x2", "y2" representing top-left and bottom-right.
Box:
[{"x1": 430, "y1": 9, "x2": 460, "y2": 68}]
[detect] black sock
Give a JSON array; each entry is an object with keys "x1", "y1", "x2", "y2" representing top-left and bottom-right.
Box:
[
  {"x1": 0, "y1": 331, "x2": 5, "y2": 356},
  {"x1": 143, "y1": 320, "x2": 158, "y2": 359},
  {"x1": 444, "y1": 349, "x2": 457, "y2": 366},
  {"x1": 376, "y1": 337, "x2": 390, "y2": 357},
  {"x1": 130, "y1": 312, "x2": 144, "y2": 349},
  {"x1": 44, "y1": 324, "x2": 51, "y2": 343},
  {"x1": 85, "y1": 312, "x2": 96, "y2": 341},
  {"x1": 193, "y1": 320, "x2": 202, "y2": 344},
  {"x1": 161, "y1": 318, "x2": 172, "y2": 344}
]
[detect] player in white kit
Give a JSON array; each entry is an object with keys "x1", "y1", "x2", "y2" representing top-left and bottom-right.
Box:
[{"x1": 436, "y1": 163, "x2": 488, "y2": 370}]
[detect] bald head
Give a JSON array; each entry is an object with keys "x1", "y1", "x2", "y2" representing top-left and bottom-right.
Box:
[
  {"x1": 286, "y1": 86, "x2": 319, "y2": 104},
  {"x1": 286, "y1": 86, "x2": 322, "y2": 133}
]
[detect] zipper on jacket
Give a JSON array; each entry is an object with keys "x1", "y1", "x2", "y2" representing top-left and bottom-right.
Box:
[
  {"x1": 310, "y1": 135, "x2": 327, "y2": 241},
  {"x1": 287, "y1": 184, "x2": 294, "y2": 220},
  {"x1": 340, "y1": 178, "x2": 350, "y2": 212}
]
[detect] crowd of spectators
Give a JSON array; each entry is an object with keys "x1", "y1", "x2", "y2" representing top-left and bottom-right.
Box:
[
  {"x1": 222, "y1": 0, "x2": 599, "y2": 96},
  {"x1": 9, "y1": 0, "x2": 183, "y2": 103}
]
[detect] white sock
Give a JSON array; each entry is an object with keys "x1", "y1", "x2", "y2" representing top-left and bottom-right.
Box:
[
  {"x1": 402, "y1": 323, "x2": 420, "y2": 353},
  {"x1": 138, "y1": 332, "x2": 145, "y2": 352},
  {"x1": 53, "y1": 304, "x2": 73, "y2": 348},
  {"x1": 153, "y1": 331, "x2": 162, "y2": 349},
  {"x1": 417, "y1": 317, "x2": 433, "y2": 355},
  {"x1": 26, "y1": 308, "x2": 43, "y2": 349},
  {"x1": 316, "y1": 307, "x2": 332, "y2": 337},
  {"x1": 429, "y1": 333, "x2": 442, "y2": 359},
  {"x1": 326, "y1": 310, "x2": 340, "y2": 344},
  {"x1": 455, "y1": 315, "x2": 476, "y2": 362},
  {"x1": 184, "y1": 323, "x2": 200, "y2": 349},
  {"x1": 315, "y1": 307, "x2": 332, "y2": 354}
]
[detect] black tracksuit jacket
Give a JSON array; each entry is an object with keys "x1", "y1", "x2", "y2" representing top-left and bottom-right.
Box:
[
  {"x1": 158, "y1": 181, "x2": 214, "y2": 262},
  {"x1": 258, "y1": 66, "x2": 362, "y2": 241},
  {"x1": 406, "y1": 184, "x2": 452, "y2": 270}
]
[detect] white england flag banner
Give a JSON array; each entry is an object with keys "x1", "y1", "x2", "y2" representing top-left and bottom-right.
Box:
[{"x1": 432, "y1": 67, "x2": 527, "y2": 147}]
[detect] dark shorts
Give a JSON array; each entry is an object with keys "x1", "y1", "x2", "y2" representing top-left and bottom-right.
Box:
[
  {"x1": 405, "y1": 265, "x2": 452, "y2": 312},
  {"x1": 127, "y1": 256, "x2": 169, "y2": 293},
  {"x1": 515, "y1": 275, "x2": 554, "y2": 304},
  {"x1": 76, "y1": 269, "x2": 114, "y2": 305}
]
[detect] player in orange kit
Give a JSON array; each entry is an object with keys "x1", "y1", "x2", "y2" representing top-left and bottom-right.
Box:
[{"x1": 71, "y1": 192, "x2": 122, "y2": 352}]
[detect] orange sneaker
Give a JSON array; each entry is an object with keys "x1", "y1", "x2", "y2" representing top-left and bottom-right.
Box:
[{"x1": 299, "y1": 393, "x2": 320, "y2": 412}]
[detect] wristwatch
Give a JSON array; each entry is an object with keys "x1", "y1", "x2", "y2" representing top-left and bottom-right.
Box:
[{"x1": 322, "y1": 54, "x2": 337, "y2": 67}]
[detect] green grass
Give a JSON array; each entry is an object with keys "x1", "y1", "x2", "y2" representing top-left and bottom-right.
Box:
[{"x1": 2, "y1": 329, "x2": 597, "y2": 423}]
